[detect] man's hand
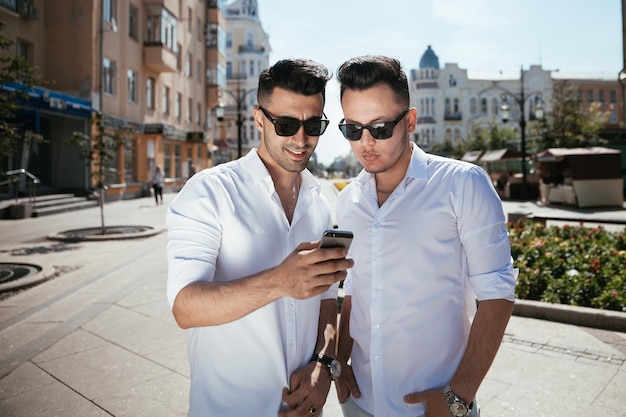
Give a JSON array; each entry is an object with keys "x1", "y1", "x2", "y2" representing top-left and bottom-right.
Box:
[
  {"x1": 334, "y1": 361, "x2": 360, "y2": 403},
  {"x1": 272, "y1": 242, "x2": 353, "y2": 300},
  {"x1": 279, "y1": 362, "x2": 331, "y2": 416},
  {"x1": 404, "y1": 388, "x2": 449, "y2": 417}
]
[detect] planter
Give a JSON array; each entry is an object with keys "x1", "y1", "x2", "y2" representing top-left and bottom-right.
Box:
[{"x1": 9, "y1": 203, "x2": 33, "y2": 219}]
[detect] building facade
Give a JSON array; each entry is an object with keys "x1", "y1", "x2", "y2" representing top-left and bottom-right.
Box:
[
  {"x1": 1, "y1": 0, "x2": 228, "y2": 198},
  {"x1": 212, "y1": 0, "x2": 269, "y2": 165},
  {"x1": 410, "y1": 45, "x2": 624, "y2": 151},
  {"x1": 410, "y1": 45, "x2": 554, "y2": 151}
]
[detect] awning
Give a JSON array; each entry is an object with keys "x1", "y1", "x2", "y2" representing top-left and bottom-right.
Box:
[{"x1": 2, "y1": 82, "x2": 93, "y2": 119}]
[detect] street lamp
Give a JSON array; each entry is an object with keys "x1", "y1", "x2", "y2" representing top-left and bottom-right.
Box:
[
  {"x1": 499, "y1": 66, "x2": 545, "y2": 200},
  {"x1": 215, "y1": 86, "x2": 257, "y2": 159}
]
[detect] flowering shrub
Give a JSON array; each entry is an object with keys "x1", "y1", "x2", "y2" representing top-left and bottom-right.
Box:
[{"x1": 509, "y1": 220, "x2": 626, "y2": 311}]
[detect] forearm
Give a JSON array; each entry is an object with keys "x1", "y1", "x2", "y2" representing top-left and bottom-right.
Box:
[
  {"x1": 336, "y1": 295, "x2": 353, "y2": 362},
  {"x1": 450, "y1": 298, "x2": 514, "y2": 402},
  {"x1": 313, "y1": 298, "x2": 338, "y2": 356},
  {"x1": 171, "y1": 268, "x2": 284, "y2": 328}
]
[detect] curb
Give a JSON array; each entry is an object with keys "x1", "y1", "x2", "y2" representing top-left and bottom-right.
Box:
[
  {"x1": 47, "y1": 226, "x2": 165, "y2": 242},
  {"x1": 0, "y1": 259, "x2": 56, "y2": 294},
  {"x1": 513, "y1": 299, "x2": 626, "y2": 332}
]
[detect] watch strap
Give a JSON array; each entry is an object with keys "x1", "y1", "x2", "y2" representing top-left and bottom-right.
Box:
[{"x1": 311, "y1": 353, "x2": 334, "y2": 366}]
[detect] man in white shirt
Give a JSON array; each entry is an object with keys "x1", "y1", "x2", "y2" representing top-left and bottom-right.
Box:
[
  {"x1": 333, "y1": 55, "x2": 517, "y2": 417},
  {"x1": 167, "y1": 59, "x2": 353, "y2": 417}
]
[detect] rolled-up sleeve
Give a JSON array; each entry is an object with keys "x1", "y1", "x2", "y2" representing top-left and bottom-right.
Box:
[{"x1": 458, "y1": 167, "x2": 518, "y2": 301}]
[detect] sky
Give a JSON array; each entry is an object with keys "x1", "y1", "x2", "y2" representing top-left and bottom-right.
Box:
[{"x1": 253, "y1": 0, "x2": 623, "y2": 165}]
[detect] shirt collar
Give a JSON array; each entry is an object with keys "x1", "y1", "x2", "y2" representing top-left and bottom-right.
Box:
[
  {"x1": 355, "y1": 143, "x2": 430, "y2": 191},
  {"x1": 244, "y1": 148, "x2": 320, "y2": 197}
]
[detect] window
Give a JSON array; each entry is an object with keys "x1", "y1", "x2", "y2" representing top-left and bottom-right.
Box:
[
  {"x1": 188, "y1": 7, "x2": 193, "y2": 32},
  {"x1": 124, "y1": 138, "x2": 135, "y2": 183},
  {"x1": 196, "y1": 102, "x2": 201, "y2": 125},
  {"x1": 588, "y1": 90, "x2": 594, "y2": 102},
  {"x1": 470, "y1": 98, "x2": 477, "y2": 115},
  {"x1": 176, "y1": 92, "x2": 182, "y2": 119},
  {"x1": 127, "y1": 69, "x2": 137, "y2": 103},
  {"x1": 197, "y1": 59, "x2": 202, "y2": 83},
  {"x1": 162, "y1": 86, "x2": 170, "y2": 114},
  {"x1": 491, "y1": 98, "x2": 498, "y2": 116},
  {"x1": 177, "y1": 43, "x2": 182, "y2": 71},
  {"x1": 186, "y1": 97, "x2": 192, "y2": 122},
  {"x1": 610, "y1": 90, "x2": 617, "y2": 103},
  {"x1": 197, "y1": 18, "x2": 202, "y2": 41},
  {"x1": 480, "y1": 98, "x2": 487, "y2": 114},
  {"x1": 146, "y1": 77, "x2": 155, "y2": 109},
  {"x1": 598, "y1": 90, "x2": 605, "y2": 103},
  {"x1": 103, "y1": 58, "x2": 117, "y2": 95},
  {"x1": 249, "y1": 60, "x2": 254, "y2": 76},
  {"x1": 16, "y1": 39, "x2": 32, "y2": 63},
  {"x1": 129, "y1": 4, "x2": 138, "y2": 40},
  {"x1": 103, "y1": 0, "x2": 116, "y2": 23},
  {"x1": 226, "y1": 32, "x2": 232, "y2": 49},
  {"x1": 185, "y1": 52, "x2": 192, "y2": 77}
]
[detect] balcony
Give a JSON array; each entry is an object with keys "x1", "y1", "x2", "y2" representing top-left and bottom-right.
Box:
[
  {"x1": 144, "y1": 43, "x2": 177, "y2": 73},
  {"x1": 238, "y1": 44, "x2": 265, "y2": 54},
  {"x1": 444, "y1": 112, "x2": 463, "y2": 121},
  {"x1": 415, "y1": 81, "x2": 438, "y2": 89},
  {"x1": 416, "y1": 116, "x2": 436, "y2": 125}
]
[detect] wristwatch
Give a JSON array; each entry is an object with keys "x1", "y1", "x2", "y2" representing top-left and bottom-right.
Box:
[
  {"x1": 443, "y1": 384, "x2": 473, "y2": 417},
  {"x1": 310, "y1": 353, "x2": 342, "y2": 381}
]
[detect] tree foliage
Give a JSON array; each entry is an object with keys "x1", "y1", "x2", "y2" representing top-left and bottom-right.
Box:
[
  {"x1": 0, "y1": 21, "x2": 44, "y2": 169},
  {"x1": 538, "y1": 80, "x2": 608, "y2": 150},
  {"x1": 65, "y1": 112, "x2": 134, "y2": 234}
]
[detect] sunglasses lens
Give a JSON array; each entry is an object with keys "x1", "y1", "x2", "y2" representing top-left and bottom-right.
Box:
[
  {"x1": 339, "y1": 124, "x2": 363, "y2": 141},
  {"x1": 303, "y1": 119, "x2": 328, "y2": 136},
  {"x1": 369, "y1": 123, "x2": 395, "y2": 140},
  {"x1": 274, "y1": 119, "x2": 301, "y2": 136}
]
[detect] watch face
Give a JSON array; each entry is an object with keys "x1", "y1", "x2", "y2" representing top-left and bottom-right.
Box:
[
  {"x1": 329, "y1": 360, "x2": 342, "y2": 380},
  {"x1": 449, "y1": 402, "x2": 468, "y2": 417}
]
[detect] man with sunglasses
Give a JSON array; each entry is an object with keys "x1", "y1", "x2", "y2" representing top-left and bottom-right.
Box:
[
  {"x1": 333, "y1": 56, "x2": 517, "y2": 417},
  {"x1": 167, "y1": 59, "x2": 353, "y2": 417}
]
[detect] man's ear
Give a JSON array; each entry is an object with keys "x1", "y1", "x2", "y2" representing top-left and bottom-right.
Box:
[
  {"x1": 253, "y1": 106, "x2": 264, "y2": 132},
  {"x1": 407, "y1": 107, "x2": 417, "y2": 133}
]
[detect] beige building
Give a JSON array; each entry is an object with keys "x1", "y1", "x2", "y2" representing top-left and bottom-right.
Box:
[
  {"x1": 1, "y1": 0, "x2": 227, "y2": 198},
  {"x1": 212, "y1": 0, "x2": 269, "y2": 165}
]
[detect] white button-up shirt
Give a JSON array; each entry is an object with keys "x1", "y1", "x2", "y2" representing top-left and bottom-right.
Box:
[
  {"x1": 167, "y1": 149, "x2": 335, "y2": 417},
  {"x1": 337, "y1": 145, "x2": 517, "y2": 417}
]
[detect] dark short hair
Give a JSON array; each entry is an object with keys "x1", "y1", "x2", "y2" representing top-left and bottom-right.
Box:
[
  {"x1": 257, "y1": 59, "x2": 331, "y2": 105},
  {"x1": 337, "y1": 55, "x2": 409, "y2": 107}
]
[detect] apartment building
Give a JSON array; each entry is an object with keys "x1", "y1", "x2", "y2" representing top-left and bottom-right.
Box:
[
  {"x1": 212, "y1": 0, "x2": 269, "y2": 165},
  {"x1": 1, "y1": 0, "x2": 228, "y2": 198}
]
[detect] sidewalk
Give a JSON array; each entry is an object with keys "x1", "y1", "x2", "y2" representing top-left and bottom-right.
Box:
[{"x1": 0, "y1": 181, "x2": 624, "y2": 417}]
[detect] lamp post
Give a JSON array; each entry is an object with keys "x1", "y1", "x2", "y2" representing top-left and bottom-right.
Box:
[
  {"x1": 499, "y1": 66, "x2": 544, "y2": 200},
  {"x1": 215, "y1": 85, "x2": 257, "y2": 159}
]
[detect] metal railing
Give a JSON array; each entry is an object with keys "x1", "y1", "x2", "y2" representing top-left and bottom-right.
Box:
[{"x1": 0, "y1": 169, "x2": 40, "y2": 204}]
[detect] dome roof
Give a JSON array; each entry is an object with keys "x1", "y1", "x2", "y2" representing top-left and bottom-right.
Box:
[{"x1": 419, "y1": 45, "x2": 440, "y2": 69}]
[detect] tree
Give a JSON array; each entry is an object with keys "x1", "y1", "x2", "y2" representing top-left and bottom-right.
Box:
[
  {"x1": 538, "y1": 80, "x2": 608, "y2": 150},
  {"x1": 0, "y1": 21, "x2": 43, "y2": 173},
  {"x1": 66, "y1": 112, "x2": 134, "y2": 234}
]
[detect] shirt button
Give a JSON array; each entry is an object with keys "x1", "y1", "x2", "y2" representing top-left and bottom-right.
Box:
[
  {"x1": 375, "y1": 257, "x2": 380, "y2": 262},
  {"x1": 374, "y1": 355, "x2": 380, "y2": 361},
  {"x1": 374, "y1": 324, "x2": 380, "y2": 329}
]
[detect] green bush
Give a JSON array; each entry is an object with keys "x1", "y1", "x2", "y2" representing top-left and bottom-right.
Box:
[{"x1": 509, "y1": 220, "x2": 626, "y2": 311}]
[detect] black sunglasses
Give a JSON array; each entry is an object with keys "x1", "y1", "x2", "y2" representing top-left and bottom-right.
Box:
[
  {"x1": 338, "y1": 108, "x2": 410, "y2": 141},
  {"x1": 258, "y1": 106, "x2": 329, "y2": 137}
]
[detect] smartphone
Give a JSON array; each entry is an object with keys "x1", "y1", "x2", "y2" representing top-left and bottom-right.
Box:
[{"x1": 319, "y1": 229, "x2": 353, "y2": 250}]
